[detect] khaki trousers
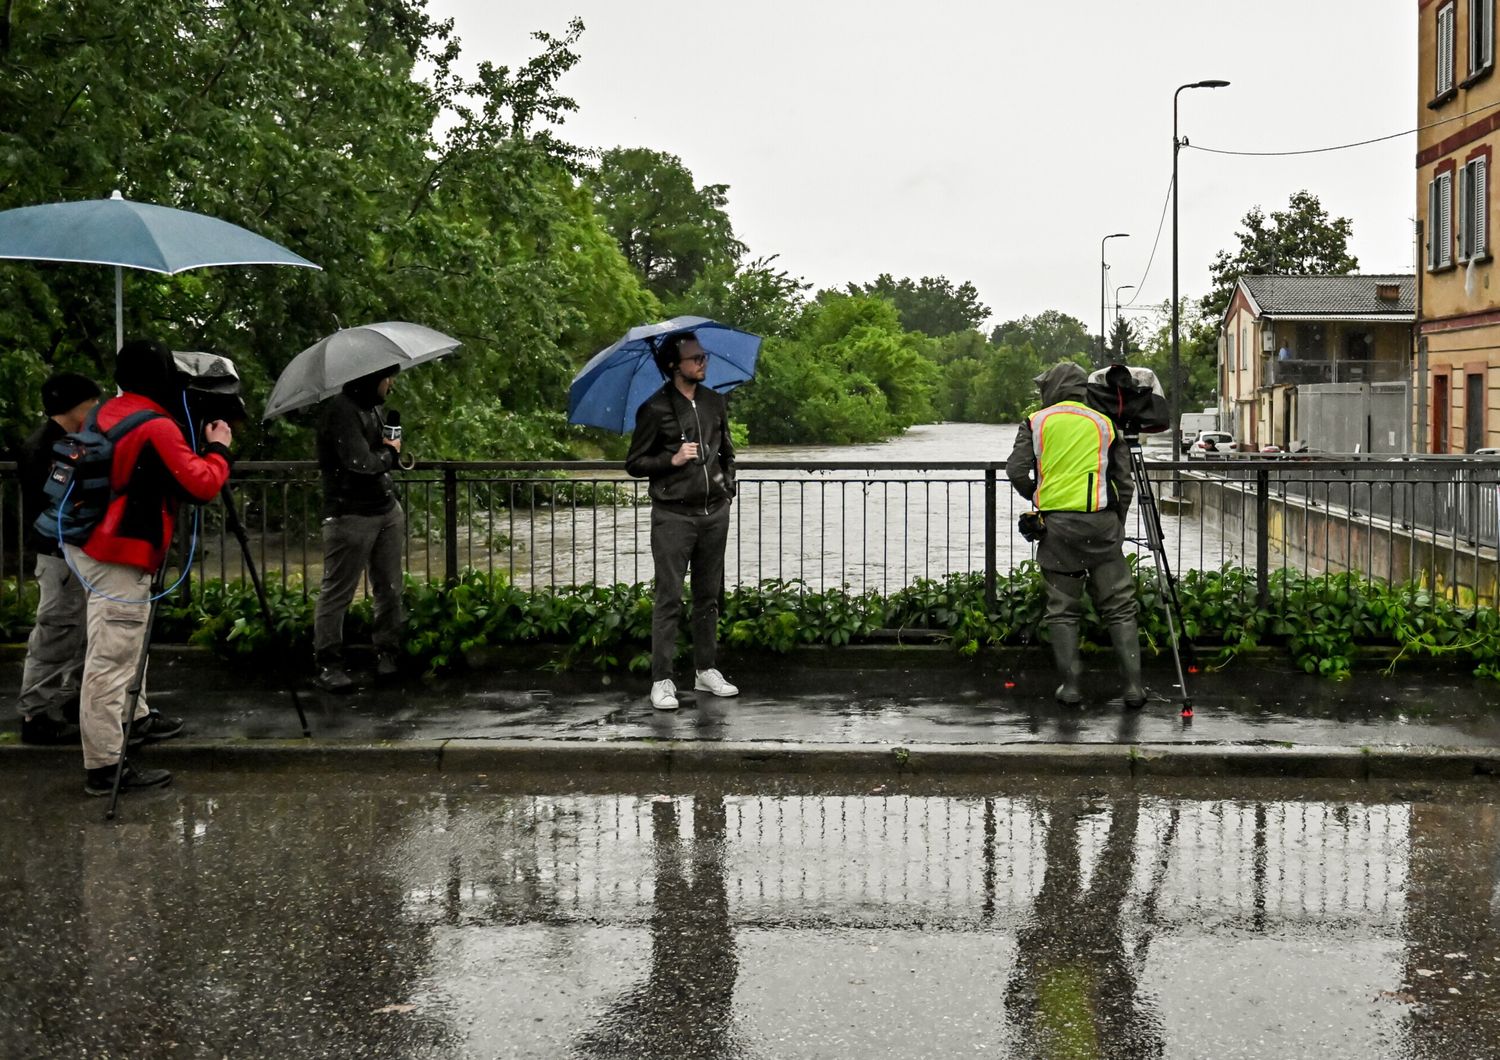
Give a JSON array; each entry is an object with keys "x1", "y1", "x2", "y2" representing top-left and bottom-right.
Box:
[
  {"x1": 64, "y1": 547, "x2": 152, "y2": 770},
  {"x1": 16, "y1": 552, "x2": 87, "y2": 718}
]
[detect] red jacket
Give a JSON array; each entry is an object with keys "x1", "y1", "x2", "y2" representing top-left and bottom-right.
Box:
[{"x1": 82, "y1": 393, "x2": 232, "y2": 573}]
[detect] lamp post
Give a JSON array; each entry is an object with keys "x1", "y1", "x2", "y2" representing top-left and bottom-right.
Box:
[
  {"x1": 1113, "y1": 284, "x2": 1136, "y2": 360},
  {"x1": 1100, "y1": 232, "x2": 1129, "y2": 368},
  {"x1": 1171, "y1": 78, "x2": 1230, "y2": 459}
]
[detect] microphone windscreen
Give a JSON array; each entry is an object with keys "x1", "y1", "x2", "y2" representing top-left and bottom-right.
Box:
[{"x1": 386, "y1": 410, "x2": 401, "y2": 427}]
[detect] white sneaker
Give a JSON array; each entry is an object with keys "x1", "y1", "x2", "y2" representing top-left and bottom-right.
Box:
[
  {"x1": 694, "y1": 668, "x2": 739, "y2": 697},
  {"x1": 650, "y1": 679, "x2": 679, "y2": 710}
]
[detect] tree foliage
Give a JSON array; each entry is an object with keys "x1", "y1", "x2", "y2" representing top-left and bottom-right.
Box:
[
  {"x1": 847, "y1": 273, "x2": 990, "y2": 337},
  {"x1": 0, "y1": 3, "x2": 656, "y2": 457},
  {"x1": 583, "y1": 146, "x2": 745, "y2": 301},
  {"x1": 1204, "y1": 189, "x2": 1358, "y2": 321}
]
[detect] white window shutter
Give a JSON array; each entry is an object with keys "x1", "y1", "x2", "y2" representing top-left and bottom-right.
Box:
[
  {"x1": 1442, "y1": 172, "x2": 1455, "y2": 266},
  {"x1": 1441, "y1": 4, "x2": 1457, "y2": 92},
  {"x1": 1478, "y1": 158, "x2": 1489, "y2": 256},
  {"x1": 1430, "y1": 180, "x2": 1441, "y2": 269}
]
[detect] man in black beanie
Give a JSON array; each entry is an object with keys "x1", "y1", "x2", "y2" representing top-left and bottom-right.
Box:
[
  {"x1": 311, "y1": 364, "x2": 406, "y2": 692},
  {"x1": 13, "y1": 372, "x2": 100, "y2": 744}
]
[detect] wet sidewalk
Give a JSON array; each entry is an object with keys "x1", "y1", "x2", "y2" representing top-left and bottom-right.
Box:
[{"x1": 4, "y1": 646, "x2": 1500, "y2": 778}]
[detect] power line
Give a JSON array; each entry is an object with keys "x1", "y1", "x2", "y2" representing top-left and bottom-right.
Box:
[
  {"x1": 1120, "y1": 173, "x2": 1173, "y2": 308},
  {"x1": 1185, "y1": 98, "x2": 1500, "y2": 158}
]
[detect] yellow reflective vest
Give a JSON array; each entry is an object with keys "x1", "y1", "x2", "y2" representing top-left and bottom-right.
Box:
[{"x1": 1030, "y1": 400, "x2": 1115, "y2": 512}]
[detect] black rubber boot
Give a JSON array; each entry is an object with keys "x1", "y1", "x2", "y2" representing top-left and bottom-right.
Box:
[
  {"x1": 314, "y1": 649, "x2": 356, "y2": 694},
  {"x1": 1108, "y1": 621, "x2": 1147, "y2": 708},
  {"x1": 1049, "y1": 625, "x2": 1084, "y2": 706}
]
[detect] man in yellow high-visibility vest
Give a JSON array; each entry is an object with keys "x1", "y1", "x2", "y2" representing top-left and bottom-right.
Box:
[{"x1": 1006, "y1": 362, "x2": 1145, "y2": 707}]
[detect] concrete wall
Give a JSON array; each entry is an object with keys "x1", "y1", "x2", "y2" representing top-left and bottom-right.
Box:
[{"x1": 1165, "y1": 470, "x2": 1499, "y2": 607}]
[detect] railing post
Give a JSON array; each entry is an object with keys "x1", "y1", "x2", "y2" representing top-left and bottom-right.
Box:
[
  {"x1": 443, "y1": 466, "x2": 459, "y2": 586},
  {"x1": 1256, "y1": 467, "x2": 1270, "y2": 608},
  {"x1": 984, "y1": 467, "x2": 997, "y2": 609}
]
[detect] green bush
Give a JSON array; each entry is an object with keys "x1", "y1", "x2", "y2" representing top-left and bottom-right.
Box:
[{"x1": 5, "y1": 566, "x2": 1498, "y2": 680}]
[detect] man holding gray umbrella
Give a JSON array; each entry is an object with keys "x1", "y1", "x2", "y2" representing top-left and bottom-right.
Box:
[
  {"x1": 310, "y1": 366, "x2": 406, "y2": 692},
  {"x1": 264, "y1": 322, "x2": 460, "y2": 692}
]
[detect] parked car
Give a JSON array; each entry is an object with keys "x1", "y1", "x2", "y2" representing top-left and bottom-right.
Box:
[{"x1": 1187, "y1": 431, "x2": 1236, "y2": 457}]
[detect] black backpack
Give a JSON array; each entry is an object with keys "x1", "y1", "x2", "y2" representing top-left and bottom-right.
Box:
[{"x1": 34, "y1": 407, "x2": 162, "y2": 547}]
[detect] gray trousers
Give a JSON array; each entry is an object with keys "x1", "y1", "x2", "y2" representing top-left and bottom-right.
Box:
[
  {"x1": 65, "y1": 547, "x2": 153, "y2": 770},
  {"x1": 650, "y1": 502, "x2": 731, "y2": 681},
  {"x1": 1043, "y1": 552, "x2": 1138, "y2": 631},
  {"x1": 313, "y1": 503, "x2": 406, "y2": 655},
  {"x1": 17, "y1": 552, "x2": 87, "y2": 719}
]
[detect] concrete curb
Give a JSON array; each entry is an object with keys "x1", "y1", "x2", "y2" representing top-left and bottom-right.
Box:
[{"x1": 6, "y1": 738, "x2": 1500, "y2": 781}]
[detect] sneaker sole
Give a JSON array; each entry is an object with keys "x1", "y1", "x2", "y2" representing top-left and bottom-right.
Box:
[
  {"x1": 83, "y1": 778, "x2": 173, "y2": 797},
  {"x1": 693, "y1": 685, "x2": 740, "y2": 696},
  {"x1": 651, "y1": 700, "x2": 680, "y2": 711}
]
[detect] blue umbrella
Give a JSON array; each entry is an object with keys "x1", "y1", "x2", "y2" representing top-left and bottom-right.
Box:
[
  {"x1": 568, "y1": 316, "x2": 762, "y2": 433},
  {"x1": 0, "y1": 190, "x2": 320, "y2": 350}
]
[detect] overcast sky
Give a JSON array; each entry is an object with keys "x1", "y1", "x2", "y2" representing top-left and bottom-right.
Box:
[{"x1": 427, "y1": 0, "x2": 1415, "y2": 334}]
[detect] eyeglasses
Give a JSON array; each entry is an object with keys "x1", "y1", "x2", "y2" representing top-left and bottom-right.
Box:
[{"x1": 680, "y1": 353, "x2": 709, "y2": 365}]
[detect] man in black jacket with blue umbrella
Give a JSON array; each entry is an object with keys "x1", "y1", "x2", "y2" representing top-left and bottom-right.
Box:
[{"x1": 624, "y1": 332, "x2": 740, "y2": 710}]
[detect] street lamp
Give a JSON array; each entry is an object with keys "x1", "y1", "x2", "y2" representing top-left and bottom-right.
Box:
[
  {"x1": 1100, "y1": 232, "x2": 1129, "y2": 368},
  {"x1": 1171, "y1": 78, "x2": 1230, "y2": 460},
  {"x1": 1113, "y1": 284, "x2": 1136, "y2": 360}
]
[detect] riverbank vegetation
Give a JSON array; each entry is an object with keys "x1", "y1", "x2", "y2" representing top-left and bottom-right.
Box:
[{"x1": 3, "y1": 565, "x2": 1489, "y2": 682}]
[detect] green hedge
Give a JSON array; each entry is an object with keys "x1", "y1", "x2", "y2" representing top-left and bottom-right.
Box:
[{"x1": 5, "y1": 563, "x2": 1499, "y2": 680}]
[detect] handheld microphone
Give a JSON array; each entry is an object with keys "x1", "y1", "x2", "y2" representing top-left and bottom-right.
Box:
[{"x1": 382, "y1": 410, "x2": 402, "y2": 443}]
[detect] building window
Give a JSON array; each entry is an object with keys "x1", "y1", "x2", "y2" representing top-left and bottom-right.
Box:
[
  {"x1": 1471, "y1": 0, "x2": 1494, "y2": 78},
  {"x1": 1240, "y1": 327, "x2": 1248, "y2": 371},
  {"x1": 1439, "y1": 2, "x2": 1458, "y2": 96},
  {"x1": 1461, "y1": 155, "x2": 1488, "y2": 261},
  {"x1": 1227, "y1": 331, "x2": 1236, "y2": 374},
  {"x1": 1429, "y1": 170, "x2": 1454, "y2": 269}
]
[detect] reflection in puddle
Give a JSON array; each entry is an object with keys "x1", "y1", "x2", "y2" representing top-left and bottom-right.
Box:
[{"x1": 3, "y1": 785, "x2": 1495, "y2": 1058}]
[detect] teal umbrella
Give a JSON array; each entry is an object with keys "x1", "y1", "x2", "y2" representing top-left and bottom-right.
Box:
[{"x1": 0, "y1": 190, "x2": 320, "y2": 350}]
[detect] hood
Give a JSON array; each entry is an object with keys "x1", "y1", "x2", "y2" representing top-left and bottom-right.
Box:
[
  {"x1": 341, "y1": 365, "x2": 397, "y2": 409},
  {"x1": 1034, "y1": 362, "x2": 1088, "y2": 406},
  {"x1": 115, "y1": 338, "x2": 184, "y2": 414}
]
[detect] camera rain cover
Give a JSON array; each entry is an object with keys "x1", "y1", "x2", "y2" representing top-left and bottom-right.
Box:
[{"x1": 1085, "y1": 364, "x2": 1171, "y2": 433}]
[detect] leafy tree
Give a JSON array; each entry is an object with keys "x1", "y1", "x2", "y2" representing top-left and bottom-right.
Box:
[
  {"x1": 1203, "y1": 189, "x2": 1358, "y2": 320},
  {"x1": 584, "y1": 147, "x2": 745, "y2": 300},
  {"x1": 734, "y1": 294, "x2": 938, "y2": 444},
  {"x1": 989, "y1": 310, "x2": 1092, "y2": 364},
  {"x1": 846, "y1": 273, "x2": 990, "y2": 337},
  {"x1": 0, "y1": 4, "x2": 656, "y2": 458},
  {"x1": 668, "y1": 254, "x2": 808, "y2": 339}
]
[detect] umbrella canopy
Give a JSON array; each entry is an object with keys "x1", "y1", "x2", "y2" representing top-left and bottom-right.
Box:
[
  {"x1": 0, "y1": 190, "x2": 320, "y2": 349},
  {"x1": 568, "y1": 316, "x2": 762, "y2": 434},
  {"x1": 263, "y1": 321, "x2": 461, "y2": 420}
]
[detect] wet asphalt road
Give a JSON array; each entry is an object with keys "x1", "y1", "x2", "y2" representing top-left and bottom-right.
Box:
[{"x1": 5, "y1": 768, "x2": 1500, "y2": 1059}]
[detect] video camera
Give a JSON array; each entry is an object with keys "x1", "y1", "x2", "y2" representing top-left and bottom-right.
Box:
[
  {"x1": 173, "y1": 350, "x2": 248, "y2": 427},
  {"x1": 1084, "y1": 363, "x2": 1171, "y2": 437}
]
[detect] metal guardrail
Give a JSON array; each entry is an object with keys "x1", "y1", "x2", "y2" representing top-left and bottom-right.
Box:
[{"x1": 2, "y1": 456, "x2": 1497, "y2": 607}]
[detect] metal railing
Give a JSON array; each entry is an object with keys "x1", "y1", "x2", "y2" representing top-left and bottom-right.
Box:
[
  {"x1": 1265, "y1": 357, "x2": 1406, "y2": 386},
  {"x1": 2, "y1": 456, "x2": 1497, "y2": 607}
]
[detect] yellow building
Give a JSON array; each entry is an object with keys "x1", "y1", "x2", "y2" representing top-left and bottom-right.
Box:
[{"x1": 1418, "y1": 0, "x2": 1500, "y2": 451}]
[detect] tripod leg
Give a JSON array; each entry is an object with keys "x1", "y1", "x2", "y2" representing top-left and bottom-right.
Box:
[
  {"x1": 220, "y1": 486, "x2": 312, "y2": 736},
  {"x1": 1126, "y1": 441, "x2": 1194, "y2": 719}
]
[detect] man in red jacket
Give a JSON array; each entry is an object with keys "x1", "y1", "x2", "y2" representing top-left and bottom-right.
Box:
[{"x1": 66, "y1": 339, "x2": 233, "y2": 797}]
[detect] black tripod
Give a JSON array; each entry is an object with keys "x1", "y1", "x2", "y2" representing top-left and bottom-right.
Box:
[
  {"x1": 1121, "y1": 434, "x2": 1195, "y2": 720},
  {"x1": 220, "y1": 484, "x2": 311, "y2": 737}
]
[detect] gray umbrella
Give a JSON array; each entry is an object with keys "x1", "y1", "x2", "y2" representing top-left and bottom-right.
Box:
[
  {"x1": 0, "y1": 190, "x2": 320, "y2": 350},
  {"x1": 263, "y1": 321, "x2": 461, "y2": 420}
]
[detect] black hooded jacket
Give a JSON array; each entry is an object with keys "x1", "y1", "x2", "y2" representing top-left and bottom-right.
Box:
[
  {"x1": 625, "y1": 382, "x2": 736, "y2": 512},
  {"x1": 317, "y1": 373, "x2": 397, "y2": 518}
]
